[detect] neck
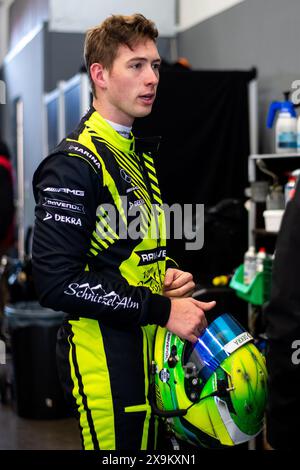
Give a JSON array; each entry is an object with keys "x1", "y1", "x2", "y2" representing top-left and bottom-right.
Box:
[
  {"x1": 105, "y1": 119, "x2": 132, "y2": 139},
  {"x1": 92, "y1": 98, "x2": 134, "y2": 127}
]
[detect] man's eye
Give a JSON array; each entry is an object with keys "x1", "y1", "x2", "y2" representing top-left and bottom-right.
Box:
[
  {"x1": 153, "y1": 64, "x2": 160, "y2": 71},
  {"x1": 131, "y1": 63, "x2": 142, "y2": 69}
]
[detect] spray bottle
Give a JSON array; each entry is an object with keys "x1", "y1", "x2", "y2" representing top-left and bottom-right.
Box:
[
  {"x1": 256, "y1": 247, "x2": 267, "y2": 273},
  {"x1": 267, "y1": 91, "x2": 297, "y2": 153},
  {"x1": 243, "y1": 246, "x2": 257, "y2": 285}
]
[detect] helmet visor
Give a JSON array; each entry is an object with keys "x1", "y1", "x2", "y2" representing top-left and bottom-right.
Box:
[{"x1": 182, "y1": 313, "x2": 253, "y2": 382}]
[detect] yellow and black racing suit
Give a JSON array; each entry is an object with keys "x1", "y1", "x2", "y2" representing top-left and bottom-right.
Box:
[{"x1": 32, "y1": 107, "x2": 174, "y2": 450}]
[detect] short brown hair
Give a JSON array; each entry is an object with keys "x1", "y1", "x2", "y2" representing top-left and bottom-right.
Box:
[{"x1": 84, "y1": 13, "x2": 158, "y2": 96}]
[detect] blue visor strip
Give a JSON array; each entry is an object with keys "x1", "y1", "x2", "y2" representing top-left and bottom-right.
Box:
[{"x1": 185, "y1": 314, "x2": 250, "y2": 382}]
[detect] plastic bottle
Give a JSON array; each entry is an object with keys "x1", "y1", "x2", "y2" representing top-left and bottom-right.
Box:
[
  {"x1": 256, "y1": 247, "x2": 267, "y2": 273},
  {"x1": 297, "y1": 113, "x2": 300, "y2": 153},
  {"x1": 243, "y1": 246, "x2": 257, "y2": 285},
  {"x1": 267, "y1": 92, "x2": 297, "y2": 153},
  {"x1": 292, "y1": 168, "x2": 300, "y2": 182},
  {"x1": 284, "y1": 174, "x2": 297, "y2": 205}
]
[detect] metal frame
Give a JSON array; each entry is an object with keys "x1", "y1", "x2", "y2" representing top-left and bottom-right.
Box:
[
  {"x1": 43, "y1": 73, "x2": 91, "y2": 156},
  {"x1": 15, "y1": 98, "x2": 25, "y2": 260}
]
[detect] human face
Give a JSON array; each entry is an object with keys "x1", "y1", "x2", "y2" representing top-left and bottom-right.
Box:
[{"x1": 100, "y1": 40, "x2": 161, "y2": 126}]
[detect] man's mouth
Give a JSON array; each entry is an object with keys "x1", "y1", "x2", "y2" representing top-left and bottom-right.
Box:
[{"x1": 138, "y1": 93, "x2": 155, "y2": 105}]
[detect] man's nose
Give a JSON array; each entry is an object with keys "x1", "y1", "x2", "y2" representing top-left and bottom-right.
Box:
[{"x1": 144, "y1": 65, "x2": 159, "y2": 86}]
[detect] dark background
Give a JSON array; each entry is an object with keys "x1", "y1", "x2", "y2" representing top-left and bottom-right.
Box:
[{"x1": 134, "y1": 68, "x2": 253, "y2": 284}]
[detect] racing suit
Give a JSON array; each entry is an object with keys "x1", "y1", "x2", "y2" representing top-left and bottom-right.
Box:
[{"x1": 32, "y1": 107, "x2": 174, "y2": 450}]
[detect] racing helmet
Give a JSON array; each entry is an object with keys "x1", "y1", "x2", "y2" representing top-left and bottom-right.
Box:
[{"x1": 153, "y1": 313, "x2": 267, "y2": 448}]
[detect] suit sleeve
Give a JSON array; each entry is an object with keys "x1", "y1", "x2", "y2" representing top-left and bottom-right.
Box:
[{"x1": 32, "y1": 153, "x2": 171, "y2": 328}]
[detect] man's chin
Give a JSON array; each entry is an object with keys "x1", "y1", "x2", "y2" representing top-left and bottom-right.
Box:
[{"x1": 134, "y1": 107, "x2": 153, "y2": 119}]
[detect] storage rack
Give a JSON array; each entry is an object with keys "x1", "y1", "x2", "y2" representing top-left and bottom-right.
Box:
[{"x1": 248, "y1": 152, "x2": 300, "y2": 246}]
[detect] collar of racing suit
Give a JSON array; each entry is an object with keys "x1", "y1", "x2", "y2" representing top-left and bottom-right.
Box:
[{"x1": 87, "y1": 106, "x2": 162, "y2": 155}]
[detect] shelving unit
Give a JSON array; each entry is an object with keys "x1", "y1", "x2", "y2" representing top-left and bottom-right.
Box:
[
  {"x1": 246, "y1": 153, "x2": 300, "y2": 450},
  {"x1": 248, "y1": 152, "x2": 300, "y2": 247}
]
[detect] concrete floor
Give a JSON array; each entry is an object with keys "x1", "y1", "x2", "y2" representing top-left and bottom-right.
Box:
[
  {"x1": 0, "y1": 331, "x2": 81, "y2": 451},
  {"x1": 0, "y1": 401, "x2": 81, "y2": 450}
]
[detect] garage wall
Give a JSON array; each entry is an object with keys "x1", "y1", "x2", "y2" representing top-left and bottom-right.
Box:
[
  {"x1": 48, "y1": 0, "x2": 176, "y2": 36},
  {"x1": 178, "y1": 0, "x2": 300, "y2": 153},
  {"x1": 178, "y1": 0, "x2": 245, "y2": 31}
]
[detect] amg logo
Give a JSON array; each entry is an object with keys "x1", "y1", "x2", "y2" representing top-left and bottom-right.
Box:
[
  {"x1": 67, "y1": 144, "x2": 101, "y2": 170},
  {"x1": 43, "y1": 198, "x2": 85, "y2": 214},
  {"x1": 43, "y1": 187, "x2": 85, "y2": 196},
  {"x1": 137, "y1": 248, "x2": 166, "y2": 266}
]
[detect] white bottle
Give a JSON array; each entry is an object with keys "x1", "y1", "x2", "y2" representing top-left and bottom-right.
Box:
[
  {"x1": 243, "y1": 246, "x2": 256, "y2": 285},
  {"x1": 256, "y1": 247, "x2": 266, "y2": 273},
  {"x1": 276, "y1": 112, "x2": 297, "y2": 153},
  {"x1": 297, "y1": 115, "x2": 300, "y2": 153}
]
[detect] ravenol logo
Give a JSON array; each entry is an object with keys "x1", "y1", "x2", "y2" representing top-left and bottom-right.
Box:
[
  {"x1": 0, "y1": 80, "x2": 6, "y2": 105},
  {"x1": 0, "y1": 339, "x2": 5, "y2": 365}
]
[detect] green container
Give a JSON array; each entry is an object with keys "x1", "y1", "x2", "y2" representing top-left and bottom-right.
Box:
[{"x1": 229, "y1": 265, "x2": 264, "y2": 306}]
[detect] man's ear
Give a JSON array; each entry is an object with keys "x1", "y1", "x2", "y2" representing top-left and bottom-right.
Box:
[{"x1": 90, "y1": 63, "x2": 108, "y2": 90}]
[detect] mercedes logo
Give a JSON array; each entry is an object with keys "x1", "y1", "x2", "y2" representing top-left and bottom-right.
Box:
[{"x1": 120, "y1": 169, "x2": 132, "y2": 183}]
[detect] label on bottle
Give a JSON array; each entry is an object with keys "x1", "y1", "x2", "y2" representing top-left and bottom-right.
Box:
[
  {"x1": 285, "y1": 182, "x2": 296, "y2": 204},
  {"x1": 278, "y1": 131, "x2": 297, "y2": 149},
  {"x1": 244, "y1": 256, "x2": 256, "y2": 285}
]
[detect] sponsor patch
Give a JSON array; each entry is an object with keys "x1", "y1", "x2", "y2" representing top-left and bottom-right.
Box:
[
  {"x1": 120, "y1": 168, "x2": 131, "y2": 183},
  {"x1": 129, "y1": 198, "x2": 145, "y2": 210},
  {"x1": 64, "y1": 282, "x2": 139, "y2": 310},
  {"x1": 137, "y1": 248, "x2": 166, "y2": 266},
  {"x1": 43, "y1": 212, "x2": 52, "y2": 221},
  {"x1": 159, "y1": 368, "x2": 170, "y2": 383},
  {"x1": 43, "y1": 187, "x2": 85, "y2": 197},
  {"x1": 164, "y1": 332, "x2": 172, "y2": 363},
  {"x1": 66, "y1": 143, "x2": 102, "y2": 172},
  {"x1": 43, "y1": 197, "x2": 85, "y2": 214},
  {"x1": 126, "y1": 186, "x2": 139, "y2": 194},
  {"x1": 43, "y1": 211, "x2": 82, "y2": 226},
  {"x1": 223, "y1": 332, "x2": 253, "y2": 355}
]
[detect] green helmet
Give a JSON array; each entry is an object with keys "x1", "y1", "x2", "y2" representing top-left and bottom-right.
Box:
[{"x1": 153, "y1": 313, "x2": 267, "y2": 448}]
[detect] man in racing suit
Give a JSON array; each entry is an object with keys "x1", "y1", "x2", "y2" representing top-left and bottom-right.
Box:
[{"x1": 32, "y1": 14, "x2": 215, "y2": 450}]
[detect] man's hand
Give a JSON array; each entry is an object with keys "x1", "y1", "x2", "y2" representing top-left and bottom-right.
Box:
[
  {"x1": 163, "y1": 268, "x2": 195, "y2": 298},
  {"x1": 165, "y1": 297, "x2": 216, "y2": 343}
]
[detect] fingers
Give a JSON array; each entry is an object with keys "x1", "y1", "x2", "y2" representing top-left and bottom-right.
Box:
[
  {"x1": 164, "y1": 271, "x2": 193, "y2": 291},
  {"x1": 187, "y1": 333, "x2": 199, "y2": 344},
  {"x1": 185, "y1": 318, "x2": 207, "y2": 343},
  {"x1": 163, "y1": 268, "x2": 175, "y2": 288},
  {"x1": 163, "y1": 280, "x2": 195, "y2": 298},
  {"x1": 195, "y1": 314, "x2": 208, "y2": 334},
  {"x1": 188, "y1": 319, "x2": 207, "y2": 342}
]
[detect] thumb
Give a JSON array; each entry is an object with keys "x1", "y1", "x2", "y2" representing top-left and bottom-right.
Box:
[
  {"x1": 192, "y1": 299, "x2": 216, "y2": 311},
  {"x1": 163, "y1": 269, "x2": 175, "y2": 288}
]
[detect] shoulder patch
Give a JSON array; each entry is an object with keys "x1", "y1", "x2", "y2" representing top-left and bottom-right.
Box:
[{"x1": 62, "y1": 140, "x2": 102, "y2": 174}]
